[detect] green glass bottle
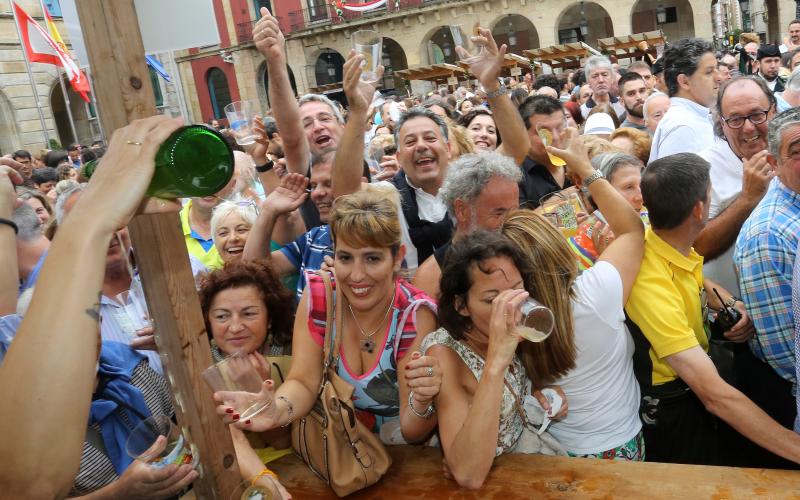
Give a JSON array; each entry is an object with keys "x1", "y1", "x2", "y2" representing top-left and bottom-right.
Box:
[
  {"x1": 147, "y1": 125, "x2": 234, "y2": 198},
  {"x1": 82, "y1": 159, "x2": 98, "y2": 180}
]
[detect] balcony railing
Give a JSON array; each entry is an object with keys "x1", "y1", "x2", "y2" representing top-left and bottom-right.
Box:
[
  {"x1": 235, "y1": 0, "x2": 456, "y2": 42},
  {"x1": 285, "y1": 0, "x2": 451, "y2": 34}
]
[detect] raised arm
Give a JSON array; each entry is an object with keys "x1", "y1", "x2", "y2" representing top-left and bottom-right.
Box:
[
  {"x1": 463, "y1": 28, "x2": 530, "y2": 164},
  {"x1": 0, "y1": 116, "x2": 184, "y2": 498},
  {"x1": 254, "y1": 7, "x2": 309, "y2": 175},
  {"x1": 243, "y1": 173, "x2": 307, "y2": 277},
  {"x1": 0, "y1": 162, "x2": 23, "y2": 316},
  {"x1": 549, "y1": 129, "x2": 644, "y2": 302},
  {"x1": 694, "y1": 150, "x2": 772, "y2": 260},
  {"x1": 331, "y1": 51, "x2": 383, "y2": 198}
]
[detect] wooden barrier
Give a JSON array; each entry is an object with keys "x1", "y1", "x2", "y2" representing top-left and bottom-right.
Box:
[{"x1": 266, "y1": 446, "x2": 800, "y2": 499}]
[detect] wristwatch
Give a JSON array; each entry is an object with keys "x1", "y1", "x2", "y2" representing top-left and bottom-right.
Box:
[
  {"x1": 255, "y1": 160, "x2": 274, "y2": 173},
  {"x1": 583, "y1": 169, "x2": 605, "y2": 187},
  {"x1": 724, "y1": 296, "x2": 741, "y2": 309},
  {"x1": 484, "y1": 84, "x2": 508, "y2": 100}
]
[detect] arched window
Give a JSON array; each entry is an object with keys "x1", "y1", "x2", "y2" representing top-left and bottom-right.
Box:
[
  {"x1": 253, "y1": 0, "x2": 272, "y2": 16},
  {"x1": 207, "y1": 68, "x2": 232, "y2": 119}
]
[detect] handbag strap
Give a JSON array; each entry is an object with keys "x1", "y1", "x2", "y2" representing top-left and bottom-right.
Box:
[{"x1": 318, "y1": 270, "x2": 345, "y2": 384}]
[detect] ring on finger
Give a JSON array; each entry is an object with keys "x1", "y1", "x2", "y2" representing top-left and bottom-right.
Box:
[{"x1": 427, "y1": 366, "x2": 433, "y2": 377}]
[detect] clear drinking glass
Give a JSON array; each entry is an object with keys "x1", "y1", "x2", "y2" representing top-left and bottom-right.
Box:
[
  {"x1": 202, "y1": 352, "x2": 272, "y2": 420},
  {"x1": 516, "y1": 298, "x2": 555, "y2": 342},
  {"x1": 352, "y1": 30, "x2": 383, "y2": 83},
  {"x1": 449, "y1": 16, "x2": 483, "y2": 64},
  {"x1": 224, "y1": 100, "x2": 259, "y2": 146},
  {"x1": 125, "y1": 415, "x2": 196, "y2": 468}
]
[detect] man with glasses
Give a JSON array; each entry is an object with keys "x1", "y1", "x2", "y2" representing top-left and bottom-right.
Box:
[
  {"x1": 518, "y1": 95, "x2": 571, "y2": 208},
  {"x1": 734, "y1": 108, "x2": 800, "y2": 467},
  {"x1": 696, "y1": 77, "x2": 776, "y2": 296}
]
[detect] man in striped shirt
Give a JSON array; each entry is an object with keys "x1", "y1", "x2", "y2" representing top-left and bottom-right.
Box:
[{"x1": 735, "y1": 108, "x2": 800, "y2": 463}]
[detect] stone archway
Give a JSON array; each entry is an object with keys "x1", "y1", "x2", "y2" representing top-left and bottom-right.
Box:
[
  {"x1": 314, "y1": 49, "x2": 345, "y2": 86},
  {"x1": 381, "y1": 37, "x2": 409, "y2": 93},
  {"x1": 49, "y1": 76, "x2": 93, "y2": 147},
  {"x1": 632, "y1": 0, "x2": 696, "y2": 40},
  {"x1": 557, "y1": 2, "x2": 614, "y2": 47},
  {"x1": 491, "y1": 13, "x2": 540, "y2": 53}
]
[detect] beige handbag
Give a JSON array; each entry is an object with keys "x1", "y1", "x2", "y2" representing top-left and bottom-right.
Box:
[{"x1": 291, "y1": 271, "x2": 391, "y2": 497}]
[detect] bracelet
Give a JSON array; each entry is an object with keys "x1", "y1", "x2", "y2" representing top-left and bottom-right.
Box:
[
  {"x1": 724, "y1": 296, "x2": 741, "y2": 309},
  {"x1": 251, "y1": 467, "x2": 279, "y2": 487},
  {"x1": 407, "y1": 391, "x2": 435, "y2": 419},
  {"x1": 278, "y1": 395, "x2": 294, "y2": 427},
  {"x1": 484, "y1": 84, "x2": 508, "y2": 100},
  {"x1": 255, "y1": 160, "x2": 274, "y2": 173},
  {"x1": 0, "y1": 218, "x2": 18, "y2": 235},
  {"x1": 583, "y1": 170, "x2": 605, "y2": 188}
]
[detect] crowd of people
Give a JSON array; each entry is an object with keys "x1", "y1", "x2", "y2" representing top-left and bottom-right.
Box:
[{"x1": 2, "y1": 6, "x2": 800, "y2": 497}]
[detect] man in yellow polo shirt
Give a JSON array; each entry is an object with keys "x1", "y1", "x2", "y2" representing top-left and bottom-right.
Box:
[
  {"x1": 180, "y1": 196, "x2": 224, "y2": 270},
  {"x1": 625, "y1": 153, "x2": 800, "y2": 467}
]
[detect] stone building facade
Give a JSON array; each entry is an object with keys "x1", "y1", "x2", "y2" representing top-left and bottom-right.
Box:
[{"x1": 1, "y1": 0, "x2": 798, "y2": 153}]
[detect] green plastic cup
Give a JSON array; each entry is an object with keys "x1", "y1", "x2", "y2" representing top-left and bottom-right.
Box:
[{"x1": 147, "y1": 125, "x2": 234, "y2": 198}]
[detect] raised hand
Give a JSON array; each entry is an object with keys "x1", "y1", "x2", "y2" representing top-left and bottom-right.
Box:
[
  {"x1": 0, "y1": 164, "x2": 24, "y2": 216},
  {"x1": 486, "y1": 289, "x2": 529, "y2": 370},
  {"x1": 460, "y1": 27, "x2": 506, "y2": 88},
  {"x1": 546, "y1": 128, "x2": 593, "y2": 180},
  {"x1": 253, "y1": 7, "x2": 285, "y2": 62},
  {"x1": 741, "y1": 150, "x2": 773, "y2": 205},
  {"x1": 264, "y1": 173, "x2": 308, "y2": 215},
  {"x1": 247, "y1": 115, "x2": 270, "y2": 165},
  {"x1": 342, "y1": 49, "x2": 384, "y2": 114}
]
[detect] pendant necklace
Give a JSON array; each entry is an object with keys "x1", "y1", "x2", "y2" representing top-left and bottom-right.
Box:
[{"x1": 347, "y1": 290, "x2": 396, "y2": 353}]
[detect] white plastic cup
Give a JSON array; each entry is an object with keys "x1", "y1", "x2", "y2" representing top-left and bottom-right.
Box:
[
  {"x1": 224, "y1": 100, "x2": 258, "y2": 146},
  {"x1": 125, "y1": 415, "x2": 196, "y2": 468},
  {"x1": 516, "y1": 298, "x2": 555, "y2": 342}
]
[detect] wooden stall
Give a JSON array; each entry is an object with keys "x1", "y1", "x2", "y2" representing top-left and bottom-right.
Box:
[
  {"x1": 395, "y1": 62, "x2": 468, "y2": 90},
  {"x1": 597, "y1": 30, "x2": 666, "y2": 64},
  {"x1": 524, "y1": 42, "x2": 601, "y2": 72}
]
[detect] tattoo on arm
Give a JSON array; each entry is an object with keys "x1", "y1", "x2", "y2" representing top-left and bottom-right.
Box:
[{"x1": 85, "y1": 293, "x2": 101, "y2": 322}]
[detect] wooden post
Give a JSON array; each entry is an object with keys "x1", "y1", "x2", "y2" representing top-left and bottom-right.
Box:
[{"x1": 74, "y1": 1, "x2": 242, "y2": 498}]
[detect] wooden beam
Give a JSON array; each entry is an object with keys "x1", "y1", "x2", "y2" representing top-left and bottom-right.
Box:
[{"x1": 74, "y1": 1, "x2": 242, "y2": 498}]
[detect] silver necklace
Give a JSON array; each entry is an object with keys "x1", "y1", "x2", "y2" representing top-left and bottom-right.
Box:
[{"x1": 346, "y1": 290, "x2": 396, "y2": 353}]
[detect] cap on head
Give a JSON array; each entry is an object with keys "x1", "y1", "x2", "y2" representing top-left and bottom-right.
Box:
[{"x1": 757, "y1": 44, "x2": 781, "y2": 60}]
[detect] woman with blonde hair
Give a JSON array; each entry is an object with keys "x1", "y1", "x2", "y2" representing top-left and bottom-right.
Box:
[
  {"x1": 210, "y1": 197, "x2": 258, "y2": 264},
  {"x1": 609, "y1": 127, "x2": 652, "y2": 165},
  {"x1": 501, "y1": 128, "x2": 646, "y2": 460},
  {"x1": 215, "y1": 187, "x2": 441, "y2": 445}
]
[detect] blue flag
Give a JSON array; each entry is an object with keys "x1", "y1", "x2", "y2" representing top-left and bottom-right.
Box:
[{"x1": 145, "y1": 55, "x2": 171, "y2": 82}]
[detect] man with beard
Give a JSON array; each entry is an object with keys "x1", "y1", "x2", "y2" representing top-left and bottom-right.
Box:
[
  {"x1": 756, "y1": 44, "x2": 786, "y2": 92},
  {"x1": 412, "y1": 151, "x2": 521, "y2": 299},
  {"x1": 696, "y1": 77, "x2": 776, "y2": 295},
  {"x1": 618, "y1": 72, "x2": 649, "y2": 131}
]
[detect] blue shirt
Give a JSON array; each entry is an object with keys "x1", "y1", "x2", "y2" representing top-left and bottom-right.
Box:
[
  {"x1": 734, "y1": 178, "x2": 800, "y2": 384},
  {"x1": 793, "y1": 244, "x2": 800, "y2": 433},
  {"x1": 0, "y1": 314, "x2": 22, "y2": 365},
  {"x1": 20, "y1": 250, "x2": 47, "y2": 294},
  {"x1": 279, "y1": 225, "x2": 333, "y2": 301}
]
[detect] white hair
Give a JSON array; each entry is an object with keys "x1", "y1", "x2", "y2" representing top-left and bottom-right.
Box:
[
  {"x1": 584, "y1": 55, "x2": 613, "y2": 80},
  {"x1": 643, "y1": 92, "x2": 669, "y2": 121},
  {"x1": 210, "y1": 196, "x2": 258, "y2": 237}
]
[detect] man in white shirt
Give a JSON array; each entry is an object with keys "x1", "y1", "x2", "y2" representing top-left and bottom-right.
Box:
[
  {"x1": 649, "y1": 39, "x2": 719, "y2": 162},
  {"x1": 580, "y1": 56, "x2": 626, "y2": 120},
  {"x1": 695, "y1": 77, "x2": 776, "y2": 295},
  {"x1": 779, "y1": 19, "x2": 800, "y2": 53}
]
